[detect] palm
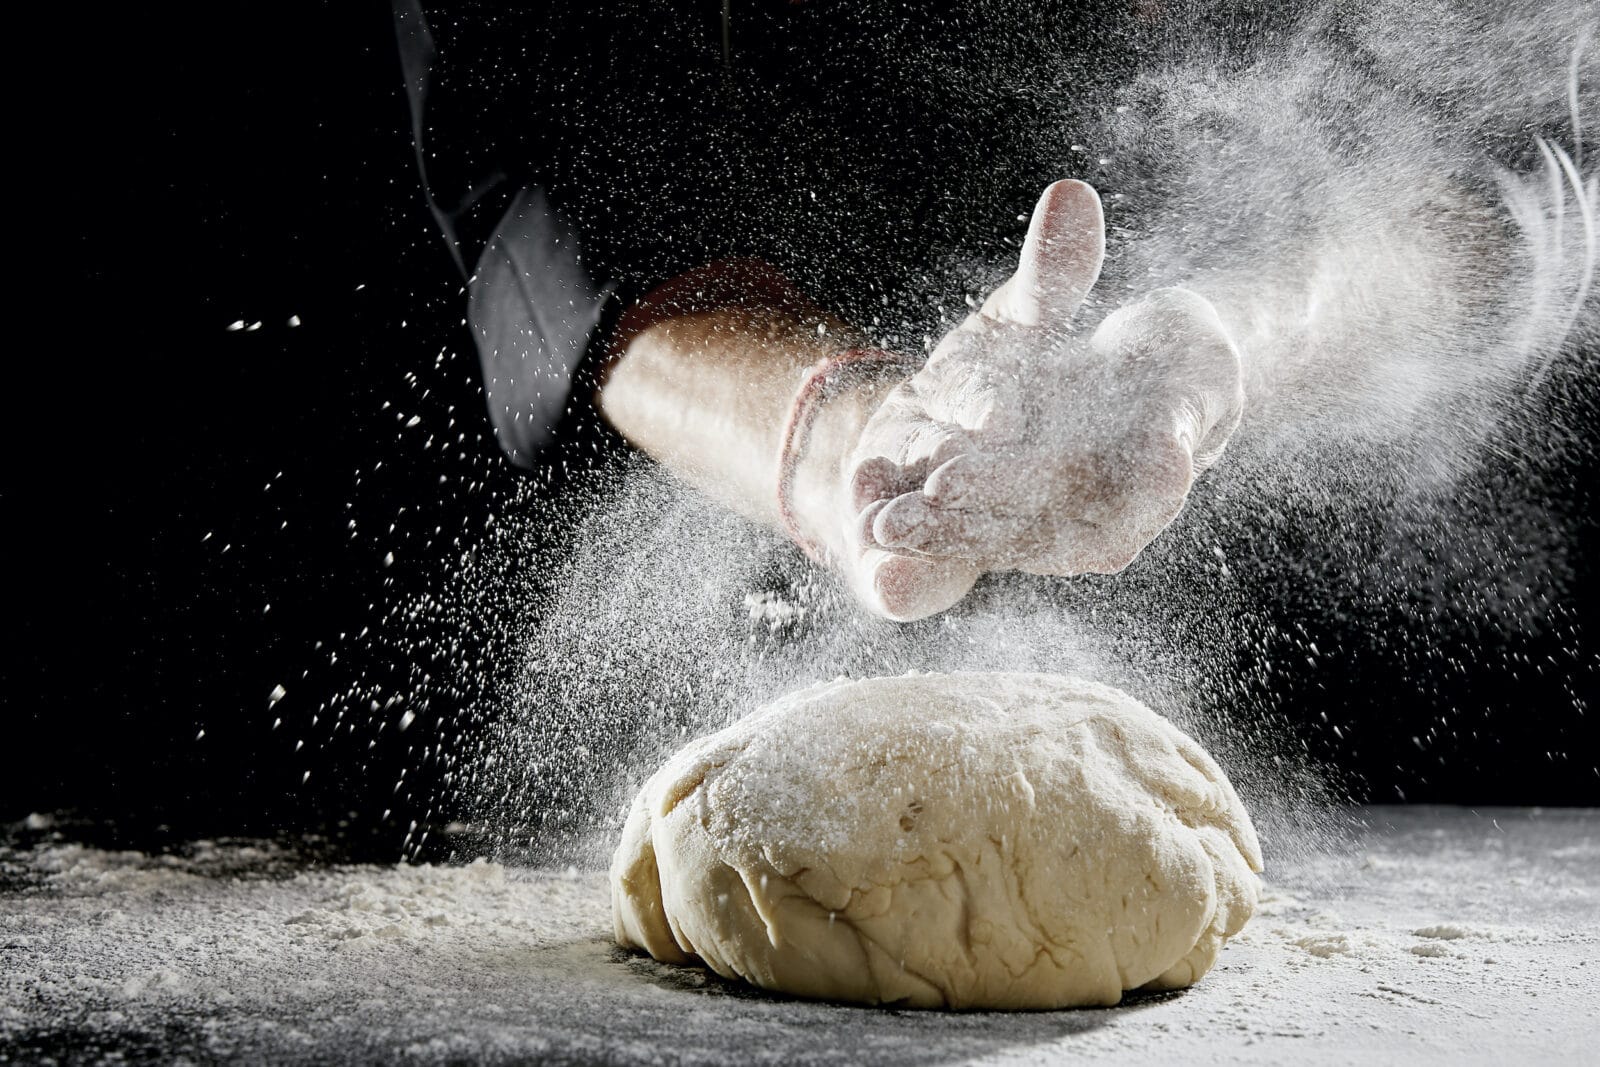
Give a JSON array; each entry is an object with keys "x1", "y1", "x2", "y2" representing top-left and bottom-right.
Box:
[{"x1": 843, "y1": 180, "x2": 1243, "y2": 619}]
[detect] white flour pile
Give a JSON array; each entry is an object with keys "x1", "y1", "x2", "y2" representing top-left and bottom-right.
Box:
[{"x1": 3, "y1": 808, "x2": 1594, "y2": 1063}]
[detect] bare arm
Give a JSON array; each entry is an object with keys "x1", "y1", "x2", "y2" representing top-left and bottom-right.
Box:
[
  {"x1": 595, "y1": 260, "x2": 906, "y2": 568},
  {"x1": 594, "y1": 190, "x2": 1243, "y2": 623}
]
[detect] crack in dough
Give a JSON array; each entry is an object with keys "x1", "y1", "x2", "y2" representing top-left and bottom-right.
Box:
[{"x1": 610, "y1": 671, "x2": 1262, "y2": 1009}]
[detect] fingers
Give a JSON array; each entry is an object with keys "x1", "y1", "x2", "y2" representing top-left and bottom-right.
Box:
[
  {"x1": 870, "y1": 493, "x2": 999, "y2": 557},
  {"x1": 842, "y1": 274, "x2": 1237, "y2": 589},
  {"x1": 996, "y1": 179, "x2": 1106, "y2": 327},
  {"x1": 853, "y1": 438, "x2": 1194, "y2": 584},
  {"x1": 1085, "y1": 286, "x2": 1244, "y2": 478},
  {"x1": 1019, "y1": 433, "x2": 1194, "y2": 575},
  {"x1": 873, "y1": 493, "x2": 957, "y2": 551},
  {"x1": 861, "y1": 552, "x2": 983, "y2": 623},
  {"x1": 1091, "y1": 288, "x2": 1243, "y2": 402},
  {"x1": 834, "y1": 500, "x2": 984, "y2": 621},
  {"x1": 922, "y1": 451, "x2": 1019, "y2": 508},
  {"x1": 857, "y1": 379, "x2": 978, "y2": 464},
  {"x1": 849, "y1": 457, "x2": 901, "y2": 512},
  {"x1": 1079, "y1": 429, "x2": 1194, "y2": 517},
  {"x1": 857, "y1": 398, "x2": 1202, "y2": 571},
  {"x1": 849, "y1": 436, "x2": 970, "y2": 510},
  {"x1": 1017, "y1": 488, "x2": 1186, "y2": 577},
  {"x1": 871, "y1": 464, "x2": 1037, "y2": 558},
  {"x1": 849, "y1": 416, "x2": 978, "y2": 513},
  {"x1": 852, "y1": 497, "x2": 890, "y2": 550}
]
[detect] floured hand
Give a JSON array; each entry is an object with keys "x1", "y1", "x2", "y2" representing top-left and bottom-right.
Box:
[{"x1": 844, "y1": 180, "x2": 1244, "y2": 620}]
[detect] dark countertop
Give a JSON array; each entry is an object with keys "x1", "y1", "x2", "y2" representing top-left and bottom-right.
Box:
[{"x1": 2, "y1": 806, "x2": 1595, "y2": 1065}]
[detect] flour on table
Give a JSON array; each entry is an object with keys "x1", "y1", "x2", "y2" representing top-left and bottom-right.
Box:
[{"x1": 3, "y1": 808, "x2": 1594, "y2": 1062}]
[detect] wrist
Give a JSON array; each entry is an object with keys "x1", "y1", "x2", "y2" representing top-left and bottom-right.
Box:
[{"x1": 777, "y1": 350, "x2": 912, "y2": 562}]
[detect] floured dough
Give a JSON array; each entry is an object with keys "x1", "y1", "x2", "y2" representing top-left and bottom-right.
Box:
[{"x1": 610, "y1": 671, "x2": 1262, "y2": 1009}]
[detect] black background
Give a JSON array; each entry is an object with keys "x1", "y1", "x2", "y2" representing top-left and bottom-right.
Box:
[{"x1": 7, "y1": 2, "x2": 1596, "y2": 850}]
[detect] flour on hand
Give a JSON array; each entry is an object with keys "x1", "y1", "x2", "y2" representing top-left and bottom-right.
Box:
[{"x1": 610, "y1": 671, "x2": 1262, "y2": 1009}]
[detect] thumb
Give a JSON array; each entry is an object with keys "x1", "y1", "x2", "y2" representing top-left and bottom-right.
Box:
[{"x1": 995, "y1": 179, "x2": 1106, "y2": 326}]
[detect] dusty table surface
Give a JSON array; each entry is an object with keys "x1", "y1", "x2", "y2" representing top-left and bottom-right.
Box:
[{"x1": 2, "y1": 806, "x2": 1595, "y2": 1065}]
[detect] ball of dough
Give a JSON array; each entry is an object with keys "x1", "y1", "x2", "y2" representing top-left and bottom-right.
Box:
[{"x1": 610, "y1": 672, "x2": 1262, "y2": 1009}]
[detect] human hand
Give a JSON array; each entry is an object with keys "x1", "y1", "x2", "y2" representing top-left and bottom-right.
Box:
[{"x1": 842, "y1": 180, "x2": 1244, "y2": 620}]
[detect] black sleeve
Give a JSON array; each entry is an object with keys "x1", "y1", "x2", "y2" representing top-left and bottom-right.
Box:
[
  {"x1": 467, "y1": 186, "x2": 626, "y2": 465},
  {"x1": 392, "y1": 1, "x2": 641, "y2": 467}
]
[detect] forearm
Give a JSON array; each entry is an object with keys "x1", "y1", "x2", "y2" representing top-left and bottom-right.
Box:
[{"x1": 595, "y1": 261, "x2": 891, "y2": 536}]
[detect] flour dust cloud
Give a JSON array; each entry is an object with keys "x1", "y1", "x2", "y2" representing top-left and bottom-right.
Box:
[{"x1": 312, "y1": 0, "x2": 1596, "y2": 867}]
